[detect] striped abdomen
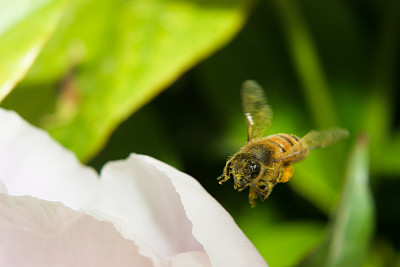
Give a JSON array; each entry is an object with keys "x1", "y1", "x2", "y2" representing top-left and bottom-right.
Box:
[{"x1": 263, "y1": 133, "x2": 308, "y2": 163}]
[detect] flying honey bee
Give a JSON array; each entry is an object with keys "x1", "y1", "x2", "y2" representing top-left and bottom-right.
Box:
[{"x1": 218, "y1": 80, "x2": 349, "y2": 207}]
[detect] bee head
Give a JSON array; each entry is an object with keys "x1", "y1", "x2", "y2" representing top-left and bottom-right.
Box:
[{"x1": 229, "y1": 153, "x2": 261, "y2": 190}]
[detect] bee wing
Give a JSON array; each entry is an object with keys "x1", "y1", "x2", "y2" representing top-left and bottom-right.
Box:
[
  {"x1": 241, "y1": 80, "x2": 273, "y2": 142},
  {"x1": 275, "y1": 128, "x2": 349, "y2": 162}
]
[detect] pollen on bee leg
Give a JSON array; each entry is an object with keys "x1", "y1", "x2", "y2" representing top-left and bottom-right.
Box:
[
  {"x1": 248, "y1": 187, "x2": 258, "y2": 207},
  {"x1": 218, "y1": 175, "x2": 229, "y2": 184},
  {"x1": 280, "y1": 165, "x2": 293, "y2": 183}
]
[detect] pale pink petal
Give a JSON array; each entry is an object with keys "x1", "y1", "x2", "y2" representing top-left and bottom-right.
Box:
[
  {"x1": 92, "y1": 156, "x2": 204, "y2": 259},
  {"x1": 0, "y1": 109, "x2": 99, "y2": 210},
  {"x1": 0, "y1": 109, "x2": 203, "y2": 261},
  {"x1": 168, "y1": 252, "x2": 211, "y2": 267},
  {"x1": 0, "y1": 109, "x2": 165, "y2": 264},
  {"x1": 0, "y1": 193, "x2": 153, "y2": 267}
]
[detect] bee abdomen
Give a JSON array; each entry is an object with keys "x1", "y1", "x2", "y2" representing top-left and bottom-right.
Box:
[{"x1": 264, "y1": 134, "x2": 300, "y2": 153}]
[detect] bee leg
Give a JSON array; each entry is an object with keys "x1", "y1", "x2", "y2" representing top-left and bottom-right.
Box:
[
  {"x1": 218, "y1": 159, "x2": 233, "y2": 184},
  {"x1": 217, "y1": 174, "x2": 230, "y2": 184},
  {"x1": 259, "y1": 182, "x2": 273, "y2": 200},
  {"x1": 248, "y1": 186, "x2": 258, "y2": 207}
]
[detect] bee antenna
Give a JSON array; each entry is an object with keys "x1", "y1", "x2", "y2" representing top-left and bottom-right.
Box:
[{"x1": 249, "y1": 180, "x2": 265, "y2": 201}]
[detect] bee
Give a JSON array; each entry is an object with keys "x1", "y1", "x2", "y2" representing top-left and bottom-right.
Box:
[{"x1": 218, "y1": 80, "x2": 349, "y2": 207}]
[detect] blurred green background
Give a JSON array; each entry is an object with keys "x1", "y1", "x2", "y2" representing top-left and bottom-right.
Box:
[{"x1": 1, "y1": 0, "x2": 399, "y2": 266}]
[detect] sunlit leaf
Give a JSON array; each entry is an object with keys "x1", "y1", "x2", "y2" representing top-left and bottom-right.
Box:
[
  {"x1": 298, "y1": 134, "x2": 374, "y2": 267},
  {"x1": 20, "y1": 0, "x2": 115, "y2": 85},
  {"x1": 21, "y1": 0, "x2": 252, "y2": 161},
  {"x1": 0, "y1": 0, "x2": 66, "y2": 102}
]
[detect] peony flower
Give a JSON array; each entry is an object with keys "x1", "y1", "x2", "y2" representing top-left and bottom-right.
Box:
[{"x1": 0, "y1": 108, "x2": 267, "y2": 266}]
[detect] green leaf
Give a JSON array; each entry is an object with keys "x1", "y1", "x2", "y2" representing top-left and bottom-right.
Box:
[
  {"x1": 291, "y1": 151, "x2": 343, "y2": 213},
  {"x1": 372, "y1": 130, "x2": 400, "y2": 176},
  {"x1": 298, "y1": 134, "x2": 374, "y2": 267},
  {"x1": 30, "y1": 0, "x2": 252, "y2": 161},
  {"x1": 291, "y1": 133, "x2": 350, "y2": 213},
  {"x1": 257, "y1": 222, "x2": 324, "y2": 267},
  {"x1": 0, "y1": 0, "x2": 66, "y2": 102},
  {"x1": 236, "y1": 209, "x2": 324, "y2": 267}
]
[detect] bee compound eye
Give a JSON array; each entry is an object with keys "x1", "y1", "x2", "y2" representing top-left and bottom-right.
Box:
[{"x1": 250, "y1": 161, "x2": 261, "y2": 178}]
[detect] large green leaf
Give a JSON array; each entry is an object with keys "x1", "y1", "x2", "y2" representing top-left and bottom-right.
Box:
[
  {"x1": 298, "y1": 134, "x2": 374, "y2": 267},
  {"x1": 0, "y1": 0, "x2": 66, "y2": 102},
  {"x1": 23, "y1": 0, "x2": 252, "y2": 161}
]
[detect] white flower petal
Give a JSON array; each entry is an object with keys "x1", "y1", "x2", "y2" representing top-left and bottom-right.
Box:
[
  {"x1": 98, "y1": 155, "x2": 267, "y2": 266},
  {"x1": 144, "y1": 155, "x2": 268, "y2": 267},
  {"x1": 0, "y1": 109, "x2": 166, "y2": 265},
  {"x1": 168, "y1": 252, "x2": 211, "y2": 267},
  {"x1": 92, "y1": 156, "x2": 204, "y2": 259},
  {"x1": 0, "y1": 109, "x2": 203, "y2": 261},
  {"x1": 0, "y1": 193, "x2": 153, "y2": 266},
  {"x1": 0, "y1": 109, "x2": 99, "y2": 210}
]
